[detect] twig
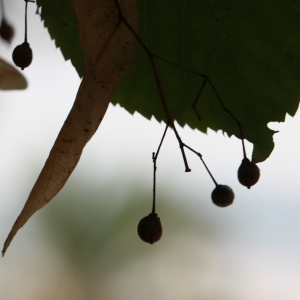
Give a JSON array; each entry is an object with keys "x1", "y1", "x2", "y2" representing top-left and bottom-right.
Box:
[
  {"x1": 183, "y1": 143, "x2": 218, "y2": 186},
  {"x1": 114, "y1": 0, "x2": 247, "y2": 175},
  {"x1": 153, "y1": 55, "x2": 247, "y2": 158},
  {"x1": 24, "y1": 0, "x2": 35, "y2": 43},
  {"x1": 114, "y1": 0, "x2": 191, "y2": 171},
  {"x1": 152, "y1": 124, "x2": 169, "y2": 213}
]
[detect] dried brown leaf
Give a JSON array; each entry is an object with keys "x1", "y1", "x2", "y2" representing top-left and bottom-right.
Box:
[
  {"x1": 2, "y1": 0, "x2": 138, "y2": 255},
  {"x1": 0, "y1": 58, "x2": 27, "y2": 90}
]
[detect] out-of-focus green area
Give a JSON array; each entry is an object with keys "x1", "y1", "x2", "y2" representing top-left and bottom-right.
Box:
[
  {"x1": 3, "y1": 166, "x2": 300, "y2": 300},
  {"x1": 0, "y1": 174, "x2": 221, "y2": 300}
]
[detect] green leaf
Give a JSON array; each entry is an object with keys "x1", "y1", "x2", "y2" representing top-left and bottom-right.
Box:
[
  {"x1": 112, "y1": 0, "x2": 300, "y2": 162},
  {"x1": 37, "y1": 0, "x2": 300, "y2": 162},
  {"x1": 36, "y1": 0, "x2": 84, "y2": 77}
]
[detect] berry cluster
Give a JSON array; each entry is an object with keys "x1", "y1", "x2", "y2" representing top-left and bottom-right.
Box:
[
  {"x1": 136, "y1": 126, "x2": 260, "y2": 245},
  {"x1": 137, "y1": 146, "x2": 260, "y2": 245}
]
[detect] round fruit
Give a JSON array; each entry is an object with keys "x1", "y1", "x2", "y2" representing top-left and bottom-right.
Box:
[
  {"x1": 211, "y1": 184, "x2": 234, "y2": 207},
  {"x1": 12, "y1": 42, "x2": 33, "y2": 70},
  {"x1": 0, "y1": 19, "x2": 14, "y2": 43},
  {"x1": 238, "y1": 158, "x2": 260, "y2": 189},
  {"x1": 137, "y1": 213, "x2": 162, "y2": 244}
]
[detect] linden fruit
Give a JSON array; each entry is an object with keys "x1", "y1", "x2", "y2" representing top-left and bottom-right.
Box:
[
  {"x1": 211, "y1": 184, "x2": 234, "y2": 207},
  {"x1": 238, "y1": 158, "x2": 260, "y2": 189},
  {"x1": 12, "y1": 42, "x2": 33, "y2": 70},
  {"x1": 137, "y1": 213, "x2": 162, "y2": 244}
]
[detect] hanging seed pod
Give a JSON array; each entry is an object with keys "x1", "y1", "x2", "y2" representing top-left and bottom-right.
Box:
[
  {"x1": 211, "y1": 184, "x2": 234, "y2": 207},
  {"x1": 137, "y1": 213, "x2": 162, "y2": 244},
  {"x1": 238, "y1": 158, "x2": 260, "y2": 189},
  {"x1": 12, "y1": 0, "x2": 34, "y2": 70},
  {"x1": 12, "y1": 42, "x2": 32, "y2": 70}
]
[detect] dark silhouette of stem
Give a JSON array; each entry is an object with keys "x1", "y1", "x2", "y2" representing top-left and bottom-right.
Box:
[
  {"x1": 152, "y1": 152, "x2": 157, "y2": 214},
  {"x1": 183, "y1": 143, "x2": 218, "y2": 186},
  {"x1": 114, "y1": 0, "x2": 191, "y2": 172},
  {"x1": 153, "y1": 55, "x2": 247, "y2": 159},
  {"x1": 24, "y1": 0, "x2": 34, "y2": 43},
  {"x1": 192, "y1": 78, "x2": 207, "y2": 120},
  {"x1": 152, "y1": 124, "x2": 169, "y2": 213},
  {"x1": 114, "y1": 0, "x2": 241, "y2": 182}
]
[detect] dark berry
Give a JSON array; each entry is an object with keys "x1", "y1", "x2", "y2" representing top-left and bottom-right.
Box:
[
  {"x1": 137, "y1": 213, "x2": 162, "y2": 244},
  {"x1": 0, "y1": 18, "x2": 14, "y2": 43},
  {"x1": 211, "y1": 184, "x2": 234, "y2": 207},
  {"x1": 12, "y1": 42, "x2": 33, "y2": 70},
  {"x1": 238, "y1": 158, "x2": 260, "y2": 189}
]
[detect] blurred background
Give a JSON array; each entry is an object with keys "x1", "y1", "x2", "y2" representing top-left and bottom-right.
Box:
[{"x1": 1, "y1": 2, "x2": 300, "y2": 300}]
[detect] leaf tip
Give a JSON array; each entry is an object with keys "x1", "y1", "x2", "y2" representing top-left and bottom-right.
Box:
[
  {"x1": 2, "y1": 232, "x2": 13, "y2": 257},
  {"x1": 2, "y1": 237, "x2": 10, "y2": 257}
]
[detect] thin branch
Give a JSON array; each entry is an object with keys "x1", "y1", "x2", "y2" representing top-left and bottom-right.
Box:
[
  {"x1": 152, "y1": 124, "x2": 169, "y2": 214},
  {"x1": 192, "y1": 78, "x2": 207, "y2": 120},
  {"x1": 153, "y1": 55, "x2": 247, "y2": 158},
  {"x1": 153, "y1": 123, "x2": 169, "y2": 161},
  {"x1": 114, "y1": 0, "x2": 245, "y2": 178},
  {"x1": 24, "y1": 0, "x2": 28, "y2": 43},
  {"x1": 152, "y1": 152, "x2": 157, "y2": 214},
  {"x1": 24, "y1": 0, "x2": 35, "y2": 43},
  {"x1": 183, "y1": 143, "x2": 218, "y2": 186},
  {"x1": 114, "y1": 0, "x2": 191, "y2": 171}
]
